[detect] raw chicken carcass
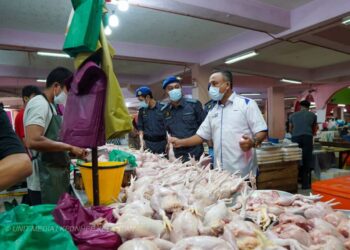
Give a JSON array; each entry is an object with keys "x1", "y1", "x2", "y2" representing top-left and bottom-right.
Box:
[
  {"x1": 309, "y1": 218, "x2": 344, "y2": 240},
  {"x1": 304, "y1": 202, "x2": 333, "y2": 219},
  {"x1": 337, "y1": 219, "x2": 350, "y2": 238},
  {"x1": 118, "y1": 238, "x2": 159, "y2": 250},
  {"x1": 171, "y1": 236, "x2": 235, "y2": 250},
  {"x1": 272, "y1": 223, "x2": 312, "y2": 247},
  {"x1": 113, "y1": 199, "x2": 154, "y2": 218},
  {"x1": 310, "y1": 235, "x2": 345, "y2": 250},
  {"x1": 278, "y1": 213, "x2": 312, "y2": 231},
  {"x1": 201, "y1": 200, "x2": 233, "y2": 235},
  {"x1": 107, "y1": 214, "x2": 164, "y2": 240},
  {"x1": 169, "y1": 209, "x2": 202, "y2": 243},
  {"x1": 324, "y1": 211, "x2": 348, "y2": 227}
]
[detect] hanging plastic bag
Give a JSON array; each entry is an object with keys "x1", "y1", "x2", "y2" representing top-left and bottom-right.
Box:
[
  {"x1": 109, "y1": 149, "x2": 137, "y2": 167},
  {"x1": 63, "y1": 0, "x2": 104, "y2": 57},
  {"x1": 0, "y1": 204, "x2": 77, "y2": 250},
  {"x1": 52, "y1": 193, "x2": 122, "y2": 250}
]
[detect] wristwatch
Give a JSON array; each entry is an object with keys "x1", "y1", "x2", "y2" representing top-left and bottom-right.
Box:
[{"x1": 252, "y1": 137, "x2": 262, "y2": 148}]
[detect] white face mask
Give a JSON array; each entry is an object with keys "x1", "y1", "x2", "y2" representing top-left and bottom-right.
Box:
[{"x1": 54, "y1": 91, "x2": 67, "y2": 105}]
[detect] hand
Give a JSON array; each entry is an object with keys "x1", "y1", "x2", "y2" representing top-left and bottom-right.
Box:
[
  {"x1": 168, "y1": 136, "x2": 182, "y2": 148},
  {"x1": 70, "y1": 146, "x2": 88, "y2": 159},
  {"x1": 239, "y1": 135, "x2": 254, "y2": 152}
]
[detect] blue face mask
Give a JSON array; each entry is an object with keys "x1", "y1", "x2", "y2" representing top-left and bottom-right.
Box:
[
  {"x1": 169, "y1": 89, "x2": 182, "y2": 102},
  {"x1": 209, "y1": 86, "x2": 225, "y2": 101},
  {"x1": 139, "y1": 100, "x2": 148, "y2": 109}
]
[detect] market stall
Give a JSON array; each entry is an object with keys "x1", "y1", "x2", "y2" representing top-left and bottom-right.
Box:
[{"x1": 256, "y1": 143, "x2": 301, "y2": 193}]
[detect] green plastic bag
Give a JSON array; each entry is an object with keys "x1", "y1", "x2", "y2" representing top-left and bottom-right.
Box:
[
  {"x1": 0, "y1": 205, "x2": 77, "y2": 250},
  {"x1": 109, "y1": 150, "x2": 137, "y2": 167},
  {"x1": 63, "y1": 0, "x2": 104, "y2": 57}
]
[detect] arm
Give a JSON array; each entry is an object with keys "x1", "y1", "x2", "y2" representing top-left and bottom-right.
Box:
[
  {"x1": 240, "y1": 100, "x2": 268, "y2": 151},
  {"x1": 195, "y1": 101, "x2": 206, "y2": 126},
  {"x1": 25, "y1": 125, "x2": 85, "y2": 157},
  {"x1": 0, "y1": 108, "x2": 32, "y2": 191},
  {"x1": 137, "y1": 111, "x2": 144, "y2": 138},
  {"x1": 312, "y1": 114, "x2": 318, "y2": 136},
  {"x1": 239, "y1": 131, "x2": 268, "y2": 152},
  {"x1": 0, "y1": 153, "x2": 32, "y2": 191},
  {"x1": 170, "y1": 134, "x2": 204, "y2": 148}
]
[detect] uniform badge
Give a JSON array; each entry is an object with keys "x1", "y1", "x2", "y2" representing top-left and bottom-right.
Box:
[
  {"x1": 137, "y1": 91, "x2": 142, "y2": 96},
  {"x1": 165, "y1": 111, "x2": 170, "y2": 117}
]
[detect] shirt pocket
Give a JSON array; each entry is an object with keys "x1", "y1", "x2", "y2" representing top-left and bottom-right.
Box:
[
  {"x1": 156, "y1": 112, "x2": 164, "y2": 121},
  {"x1": 182, "y1": 112, "x2": 195, "y2": 123}
]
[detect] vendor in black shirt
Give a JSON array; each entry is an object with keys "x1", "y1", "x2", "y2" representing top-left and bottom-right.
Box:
[{"x1": 0, "y1": 104, "x2": 32, "y2": 191}]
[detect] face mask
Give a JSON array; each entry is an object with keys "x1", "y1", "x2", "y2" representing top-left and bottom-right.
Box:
[
  {"x1": 54, "y1": 91, "x2": 67, "y2": 105},
  {"x1": 209, "y1": 86, "x2": 225, "y2": 101},
  {"x1": 169, "y1": 89, "x2": 182, "y2": 102},
  {"x1": 139, "y1": 100, "x2": 148, "y2": 109}
]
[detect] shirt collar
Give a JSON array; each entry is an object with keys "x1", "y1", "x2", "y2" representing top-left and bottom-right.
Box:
[
  {"x1": 218, "y1": 92, "x2": 235, "y2": 106},
  {"x1": 170, "y1": 98, "x2": 185, "y2": 109}
]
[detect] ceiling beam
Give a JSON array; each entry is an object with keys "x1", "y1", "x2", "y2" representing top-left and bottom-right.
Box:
[
  {"x1": 311, "y1": 61, "x2": 350, "y2": 81},
  {"x1": 218, "y1": 60, "x2": 311, "y2": 81},
  {"x1": 0, "y1": 28, "x2": 199, "y2": 64},
  {"x1": 198, "y1": 0, "x2": 350, "y2": 66},
  {"x1": 129, "y1": 0, "x2": 290, "y2": 33},
  {"x1": 299, "y1": 35, "x2": 350, "y2": 54}
]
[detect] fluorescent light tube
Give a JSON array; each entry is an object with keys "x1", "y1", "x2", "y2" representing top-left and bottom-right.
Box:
[
  {"x1": 253, "y1": 99, "x2": 262, "y2": 101},
  {"x1": 37, "y1": 51, "x2": 70, "y2": 58},
  {"x1": 284, "y1": 97, "x2": 297, "y2": 100},
  {"x1": 225, "y1": 51, "x2": 258, "y2": 64},
  {"x1": 240, "y1": 93, "x2": 261, "y2": 96},
  {"x1": 280, "y1": 78, "x2": 302, "y2": 84},
  {"x1": 342, "y1": 16, "x2": 350, "y2": 25},
  {"x1": 3, "y1": 105, "x2": 10, "y2": 108},
  {"x1": 36, "y1": 79, "x2": 46, "y2": 82},
  {"x1": 338, "y1": 104, "x2": 346, "y2": 107}
]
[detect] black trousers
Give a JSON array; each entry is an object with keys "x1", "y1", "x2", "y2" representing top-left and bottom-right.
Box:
[
  {"x1": 28, "y1": 189, "x2": 42, "y2": 205},
  {"x1": 292, "y1": 135, "x2": 313, "y2": 189}
]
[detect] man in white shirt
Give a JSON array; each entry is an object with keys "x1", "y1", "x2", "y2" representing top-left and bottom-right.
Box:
[
  {"x1": 170, "y1": 71, "x2": 268, "y2": 176},
  {"x1": 24, "y1": 67, "x2": 86, "y2": 204}
]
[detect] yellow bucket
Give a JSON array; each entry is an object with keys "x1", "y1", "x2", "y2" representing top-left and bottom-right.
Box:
[{"x1": 79, "y1": 161, "x2": 127, "y2": 205}]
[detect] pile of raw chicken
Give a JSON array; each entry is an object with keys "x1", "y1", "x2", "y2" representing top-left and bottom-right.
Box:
[{"x1": 96, "y1": 145, "x2": 350, "y2": 250}]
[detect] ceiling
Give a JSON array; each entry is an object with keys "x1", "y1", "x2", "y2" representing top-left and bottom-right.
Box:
[
  {"x1": 0, "y1": 1, "x2": 245, "y2": 51},
  {"x1": 107, "y1": 6, "x2": 245, "y2": 50},
  {"x1": 1, "y1": 0, "x2": 350, "y2": 107},
  {"x1": 253, "y1": 42, "x2": 350, "y2": 69},
  {"x1": 0, "y1": 0, "x2": 71, "y2": 34},
  {"x1": 258, "y1": 0, "x2": 314, "y2": 10}
]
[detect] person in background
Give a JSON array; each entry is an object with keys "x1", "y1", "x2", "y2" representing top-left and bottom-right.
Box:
[
  {"x1": 128, "y1": 116, "x2": 141, "y2": 149},
  {"x1": 24, "y1": 67, "x2": 87, "y2": 205},
  {"x1": 169, "y1": 70, "x2": 267, "y2": 176},
  {"x1": 136, "y1": 86, "x2": 167, "y2": 154},
  {"x1": 289, "y1": 100, "x2": 317, "y2": 189},
  {"x1": 0, "y1": 104, "x2": 32, "y2": 191},
  {"x1": 15, "y1": 85, "x2": 42, "y2": 145},
  {"x1": 161, "y1": 76, "x2": 206, "y2": 161}
]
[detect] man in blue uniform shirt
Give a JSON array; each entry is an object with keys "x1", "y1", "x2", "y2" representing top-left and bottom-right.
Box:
[
  {"x1": 136, "y1": 86, "x2": 167, "y2": 154},
  {"x1": 161, "y1": 76, "x2": 206, "y2": 161}
]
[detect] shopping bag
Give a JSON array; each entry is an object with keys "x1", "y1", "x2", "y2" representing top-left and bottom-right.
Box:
[
  {"x1": 63, "y1": 0, "x2": 104, "y2": 57},
  {"x1": 0, "y1": 204, "x2": 77, "y2": 250}
]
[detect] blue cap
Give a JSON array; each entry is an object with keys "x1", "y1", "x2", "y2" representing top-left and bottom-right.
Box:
[
  {"x1": 135, "y1": 86, "x2": 152, "y2": 97},
  {"x1": 162, "y1": 76, "x2": 180, "y2": 89}
]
